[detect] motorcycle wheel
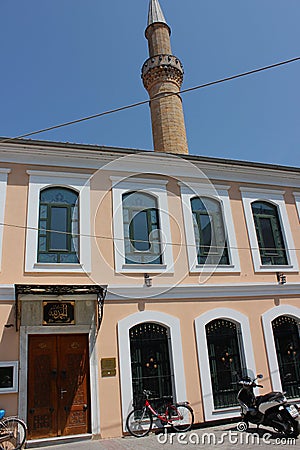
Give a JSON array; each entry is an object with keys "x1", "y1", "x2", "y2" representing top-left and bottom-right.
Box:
[{"x1": 284, "y1": 419, "x2": 299, "y2": 438}]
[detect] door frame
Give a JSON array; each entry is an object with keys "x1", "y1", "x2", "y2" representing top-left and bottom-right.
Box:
[{"x1": 19, "y1": 324, "x2": 100, "y2": 437}]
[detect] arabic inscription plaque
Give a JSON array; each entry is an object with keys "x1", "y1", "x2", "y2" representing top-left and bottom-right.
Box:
[{"x1": 43, "y1": 301, "x2": 75, "y2": 325}]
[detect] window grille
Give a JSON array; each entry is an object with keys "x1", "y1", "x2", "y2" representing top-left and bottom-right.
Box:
[{"x1": 272, "y1": 315, "x2": 300, "y2": 399}]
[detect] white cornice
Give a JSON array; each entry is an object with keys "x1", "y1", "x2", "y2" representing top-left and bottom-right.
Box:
[
  {"x1": 178, "y1": 181, "x2": 231, "y2": 191},
  {"x1": 239, "y1": 187, "x2": 286, "y2": 195},
  {"x1": 0, "y1": 145, "x2": 299, "y2": 188},
  {"x1": 27, "y1": 170, "x2": 92, "y2": 179},
  {"x1": 110, "y1": 175, "x2": 168, "y2": 187},
  {"x1": 106, "y1": 282, "x2": 300, "y2": 300}
]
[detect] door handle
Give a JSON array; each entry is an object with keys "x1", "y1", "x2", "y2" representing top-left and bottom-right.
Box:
[
  {"x1": 60, "y1": 388, "x2": 67, "y2": 399},
  {"x1": 83, "y1": 404, "x2": 88, "y2": 412}
]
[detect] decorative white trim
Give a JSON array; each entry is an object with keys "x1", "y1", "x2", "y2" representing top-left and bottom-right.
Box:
[
  {"x1": 25, "y1": 171, "x2": 91, "y2": 273},
  {"x1": 179, "y1": 183, "x2": 240, "y2": 273},
  {"x1": 293, "y1": 192, "x2": 300, "y2": 221},
  {"x1": 0, "y1": 169, "x2": 11, "y2": 272},
  {"x1": 195, "y1": 308, "x2": 256, "y2": 421},
  {"x1": 111, "y1": 177, "x2": 174, "y2": 273},
  {"x1": 0, "y1": 361, "x2": 18, "y2": 393},
  {"x1": 118, "y1": 310, "x2": 187, "y2": 432},
  {"x1": 239, "y1": 187, "x2": 286, "y2": 195},
  {"x1": 240, "y1": 188, "x2": 298, "y2": 272},
  {"x1": 0, "y1": 143, "x2": 300, "y2": 188},
  {"x1": 0, "y1": 285, "x2": 15, "y2": 301},
  {"x1": 106, "y1": 282, "x2": 300, "y2": 300},
  {"x1": 261, "y1": 305, "x2": 300, "y2": 394}
]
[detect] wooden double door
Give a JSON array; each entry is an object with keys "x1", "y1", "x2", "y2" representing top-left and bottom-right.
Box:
[{"x1": 27, "y1": 334, "x2": 91, "y2": 439}]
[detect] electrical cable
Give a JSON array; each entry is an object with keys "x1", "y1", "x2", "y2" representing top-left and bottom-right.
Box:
[
  {"x1": 0, "y1": 56, "x2": 299, "y2": 143},
  {"x1": 0, "y1": 220, "x2": 299, "y2": 253}
]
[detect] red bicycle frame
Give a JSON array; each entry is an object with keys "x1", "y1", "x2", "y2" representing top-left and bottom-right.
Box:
[{"x1": 144, "y1": 398, "x2": 183, "y2": 424}]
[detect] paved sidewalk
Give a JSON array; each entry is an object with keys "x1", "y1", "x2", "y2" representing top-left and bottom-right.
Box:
[{"x1": 26, "y1": 423, "x2": 299, "y2": 450}]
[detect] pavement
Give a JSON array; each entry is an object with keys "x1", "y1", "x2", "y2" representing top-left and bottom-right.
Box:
[{"x1": 26, "y1": 422, "x2": 299, "y2": 450}]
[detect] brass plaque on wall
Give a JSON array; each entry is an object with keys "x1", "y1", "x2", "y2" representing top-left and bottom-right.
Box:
[
  {"x1": 43, "y1": 301, "x2": 75, "y2": 325},
  {"x1": 101, "y1": 358, "x2": 116, "y2": 377}
]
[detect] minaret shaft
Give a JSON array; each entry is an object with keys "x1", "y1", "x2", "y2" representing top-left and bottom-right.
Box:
[
  {"x1": 146, "y1": 23, "x2": 172, "y2": 57},
  {"x1": 142, "y1": 0, "x2": 189, "y2": 154}
]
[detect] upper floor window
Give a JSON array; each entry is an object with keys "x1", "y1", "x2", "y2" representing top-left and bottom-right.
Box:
[
  {"x1": 251, "y1": 201, "x2": 287, "y2": 266},
  {"x1": 180, "y1": 183, "x2": 240, "y2": 273},
  {"x1": 191, "y1": 197, "x2": 229, "y2": 265},
  {"x1": 111, "y1": 177, "x2": 173, "y2": 273},
  {"x1": 25, "y1": 171, "x2": 91, "y2": 273},
  {"x1": 123, "y1": 192, "x2": 162, "y2": 265},
  {"x1": 240, "y1": 187, "x2": 298, "y2": 272},
  {"x1": 38, "y1": 187, "x2": 79, "y2": 264}
]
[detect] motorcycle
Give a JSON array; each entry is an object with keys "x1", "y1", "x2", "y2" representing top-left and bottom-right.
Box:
[{"x1": 237, "y1": 374, "x2": 299, "y2": 438}]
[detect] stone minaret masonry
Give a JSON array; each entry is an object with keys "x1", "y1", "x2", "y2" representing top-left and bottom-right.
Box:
[{"x1": 142, "y1": 0, "x2": 189, "y2": 154}]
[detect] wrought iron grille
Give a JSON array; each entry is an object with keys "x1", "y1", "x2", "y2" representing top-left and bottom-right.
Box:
[
  {"x1": 206, "y1": 319, "x2": 245, "y2": 409},
  {"x1": 272, "y1": 316, "x2": 300, "y2": 399},
  {"x1": 130, "y1": 322, "x2": 174, "y2": 409}
]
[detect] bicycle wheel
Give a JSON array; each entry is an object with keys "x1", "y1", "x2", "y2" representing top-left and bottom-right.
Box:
[
  {"x1": 171, "y1": 404, "x2": 194, "y2": 432},
  {"x1": 126, "y1": 408, "x2": 153, "y2": 437},
  {"x1": 1, "y1": 418, "x2": 27, "y2": 450}
]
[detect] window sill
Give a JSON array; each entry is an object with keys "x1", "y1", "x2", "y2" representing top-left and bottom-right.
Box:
[
  {"x1": 120, "y1": 263, "x2": 169, "y2": 274},
  {"x1": 191, "y1": 265, "x2": 240, "y2": 273},
  {"x1": 212, "y1": 406, "x2": 240, "y2": 415},
  {"x1": 26, "y1": 263, "x2": 87, "y2": 273},
  {"x1": 0, "y1": 388, "x2": 18, "y2": 394},
  {"x1": 256, "y1": 264, "x2": 298, "y2": 273}
]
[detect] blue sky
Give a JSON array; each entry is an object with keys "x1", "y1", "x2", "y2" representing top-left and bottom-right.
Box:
[{"x1": 1, "y1": 1, "x2": 300, "y2": 166}]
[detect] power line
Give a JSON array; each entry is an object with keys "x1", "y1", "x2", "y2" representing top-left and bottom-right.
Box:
[
  {"x1": 1, "y1": 220, "x2": 300, "y2": 253},
  {"x1": 0, "y1": 56, "x2": 299, "y2": 144}
]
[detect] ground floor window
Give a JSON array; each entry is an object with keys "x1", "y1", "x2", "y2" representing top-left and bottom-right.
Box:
[
  {"x1": 206, "y1": 319, "x2": 245, "y2": 409},
  {"x1": 272, "y1": 315, "x2": 300, "y2": 399},
  {"x1": 129, "y1": 322, "x2": 173, "y2": 405}
]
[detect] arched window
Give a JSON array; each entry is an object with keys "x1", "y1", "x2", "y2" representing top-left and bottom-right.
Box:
[
  {"x1": 191, "y1": 197, "x2": 229, "y2": 265},
  {"x1": 206, "y1": 319, "x2": 245, "y2": 409},
  {"x1": 123, "y1": 192, "x2": 162, "y2": 264},
  {"x1": 129, "y1": 323, "x2": 173, "y2": 405},
  {"x1": 38, "y1": 187, "x2": 79, "y2": 263},
  {"x1": 272, "y1": 316, "x2": 300, "y2": 399},
  {"x1": 251, "y1": 201, "x2": 287, "y2": 265}
]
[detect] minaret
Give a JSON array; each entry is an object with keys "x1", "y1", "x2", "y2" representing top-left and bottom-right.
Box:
[{"x1": 142, "y1": 0, "x2": 189, "y2": 154}]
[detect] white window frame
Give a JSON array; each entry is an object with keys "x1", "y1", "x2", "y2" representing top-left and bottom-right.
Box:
[
  {"x1": 240, "y1": 187, "x2": 298, "y2": 272},
  {"x1": 25, "y1": 170, "x2": 91, "y2": 273},
  {"x1": 0, "y1": 361, "x2": 18, "y2": 394},
  {"x1": 195, "y1": 308, "x2": 256, "y2": 421},
  {"x1": 0, "y1": 169, "x2": 10, "y2": 272},
  {"x1": 180, "y1": 183, "x2": 240, "y2": 273},
  {"x1": 111, "y1": 176, "x2": 173, "y2": 273},
  {"x1": 293, "y1": 192, "x2": 300, "y2": 221},
  {"x1": 262, "y1": 305, "x2": 300, "y2": 397}
]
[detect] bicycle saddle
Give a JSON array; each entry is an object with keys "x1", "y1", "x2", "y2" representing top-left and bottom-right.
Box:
[{"x1": 0, "y1": 409, "x2": 5, "y2": 420}]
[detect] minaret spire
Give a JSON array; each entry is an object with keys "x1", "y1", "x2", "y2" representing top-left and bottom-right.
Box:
[
  {"x1": 142, "y1": 0, "x2": 189, "y2": 154},
  {"x1": 147, "y1": 0, "x2": 168, "y2": 27}
]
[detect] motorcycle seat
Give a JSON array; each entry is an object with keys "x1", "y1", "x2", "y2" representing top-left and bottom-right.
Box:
[{"x1": 256, "y1": 392, "x2": 283, "y2": 406}]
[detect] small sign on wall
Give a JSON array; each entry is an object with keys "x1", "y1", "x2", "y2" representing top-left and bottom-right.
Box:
[
  {"x1": 101, "y1": 358, "x2": 116, "y2": 377},
  {"x1": 43, "y1": 301, "x2": 75, "y2": 325}
]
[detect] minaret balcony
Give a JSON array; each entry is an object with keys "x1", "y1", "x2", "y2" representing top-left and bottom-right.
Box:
[{"x1": 142, "y1": 54, "x2": 184, "y2": 90}]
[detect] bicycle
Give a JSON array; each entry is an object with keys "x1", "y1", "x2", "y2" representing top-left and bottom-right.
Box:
[
  {"x1": 126, "y1": 390, "x2": 194, "y2": 437},
  {"x1": 0, "y1": 409, "x2": 27, "y2": 450}
]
